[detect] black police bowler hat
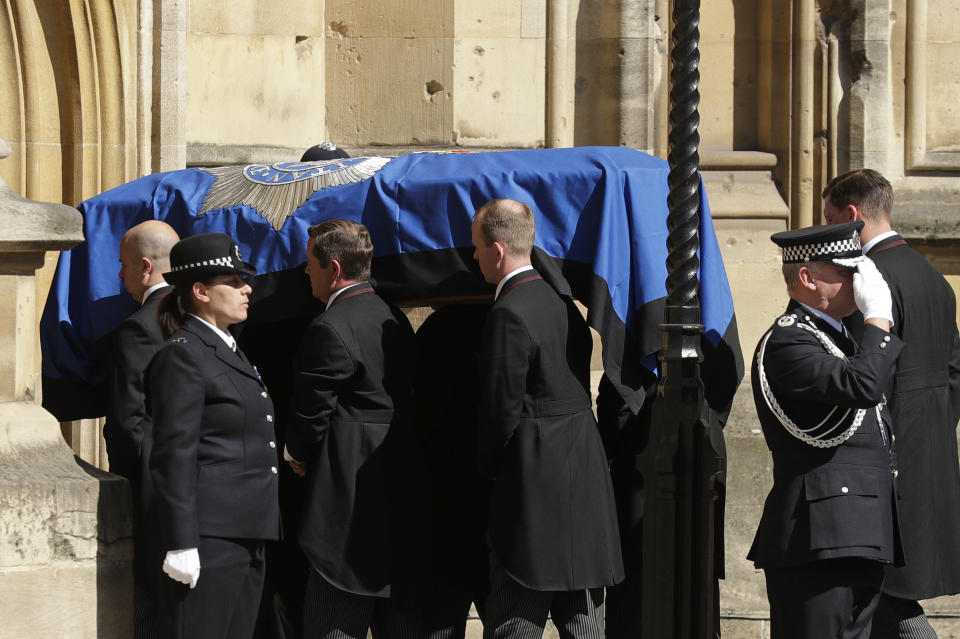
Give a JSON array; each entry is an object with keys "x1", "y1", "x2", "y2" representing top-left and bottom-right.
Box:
[
  {"x1": 162, "y1": 233, "x2": 257, "y2": 285},
  {"x1": 771, "y1": 221, "x2": 865, "y2": 267}
]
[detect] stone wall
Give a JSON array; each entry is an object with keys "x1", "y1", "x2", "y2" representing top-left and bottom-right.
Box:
[{"x1": 4, "y1": 0, "x2": 960, "y2": 636}]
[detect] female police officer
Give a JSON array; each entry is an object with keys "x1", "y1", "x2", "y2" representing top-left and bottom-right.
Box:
[{"x1": 148, "y1": 233, "x2": 280, "y2": 639}]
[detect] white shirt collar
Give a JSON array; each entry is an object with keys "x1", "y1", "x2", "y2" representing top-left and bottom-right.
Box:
[
  {"x1": 495, "y1": 265, "x2": 535, "y2": 301},
  {"x1": 141, "y1": 282, "x2": 168, "y2": 305},
  {"x1": 861, "y1": 230, "x2": 898, "y2": 255},
  {"x1": 798, "y1": 302, "x2": 844, "y2": 334},
  {"x1": 188, "y1": 313, "x2": 237, "y2": 351},
  {"x1": 327, "y1": 282, "x2": 363, "y2": 306}
]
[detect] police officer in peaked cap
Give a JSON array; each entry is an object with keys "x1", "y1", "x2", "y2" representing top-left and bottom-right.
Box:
[{"x1": 748, "y1": 222, "x2": 905, "y2": 639}]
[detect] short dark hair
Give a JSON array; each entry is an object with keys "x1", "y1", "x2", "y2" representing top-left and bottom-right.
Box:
[
  {"x1": 307, "y1": 219, "x2": 373, "y2": 281},
  {"x1": 473, "y1": 199, "x2": 535, "y2": 258},
  {"x1": 822, "y1": 169, "x2": 893, "y2": 222}
]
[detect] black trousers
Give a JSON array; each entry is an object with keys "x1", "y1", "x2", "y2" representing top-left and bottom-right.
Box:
[
  {"x1": 157, "y1": 537, "x2": 266, "y2": 639},
  {"x1": 134, "y1": 585, "x2": 159, "y2": 639},
  {"x1": 482, "y1": 553, "x2": 604, "y2": 639},
  {"x1": 764, "y1": 558, "x2": 885, "y2": 639},
  {"x1": 303, "y1": 570, "x2": 423, "y2": 639}
]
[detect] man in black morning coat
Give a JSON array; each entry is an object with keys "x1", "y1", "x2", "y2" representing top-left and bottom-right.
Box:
[
  {"x1": 470, "y1": 198, "x2": 623, "y2": 639},
  {"x1": 750, "y1": 221, "x2": 904, "y2": 639},
  {"x1": 105, "y1": 219, "x2": 179, "y2": 637},
  {"x1": 824, "y1": 169, "x2": 960, "y2": 639},
  {"x1": 285, "y1": 219, "x2": 421, "y2": 639}
]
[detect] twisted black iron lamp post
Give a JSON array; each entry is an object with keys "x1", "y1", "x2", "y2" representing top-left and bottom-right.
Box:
[{"x1": 639, "y1": 1, "x2": 724, "y2": 637}]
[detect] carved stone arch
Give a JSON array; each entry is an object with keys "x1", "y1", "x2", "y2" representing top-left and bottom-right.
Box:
[{"x1": 0, "y1": 0, "x2": 141, "y2": 207}]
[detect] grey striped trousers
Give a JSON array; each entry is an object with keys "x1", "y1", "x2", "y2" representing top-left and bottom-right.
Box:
[
  {"x1": 871, "y1": 594, "x2": 938, "y2": 639},
  {"x1": 303, "y1": 570, "x2": 423, "y2": 639},
  {"x1": 482, "y1": 556, "x2": 604, "y2": 639}
]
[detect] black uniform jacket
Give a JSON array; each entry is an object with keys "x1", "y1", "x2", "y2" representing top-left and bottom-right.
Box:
[
  {"x1": 148, "y1": 315, "x2": 281, "y2": 550},
  {"x1": 478, "y1": 270, "x2": 624, "y2": 591},
  {"x1": 748, "y1": 301, "x2": 904, "y2": 569},
  {"x1": 286, "y1": 283, "x2": 418, "y2": 598},
  {"x1": 104, "y1": 286, "x2": 170, "y2": 585},
  {"x1": 858, "y1": 235, "x2": 960, "y2": 598}
]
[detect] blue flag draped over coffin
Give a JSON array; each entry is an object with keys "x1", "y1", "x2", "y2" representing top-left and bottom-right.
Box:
[{"x1": 40, "y1": 146, "x2": 742, "y2": 421}]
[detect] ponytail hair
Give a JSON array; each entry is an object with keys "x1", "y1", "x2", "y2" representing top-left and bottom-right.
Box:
[{"x1": 158, "y1": 283, "x2": 195, "y2": 340}]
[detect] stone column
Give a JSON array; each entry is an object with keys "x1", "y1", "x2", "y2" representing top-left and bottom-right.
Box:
[
  {"x1": 153, "y1": 0, "x2": 187, "y2": 171},
  {"x1": 0, "y1": 138, "x2": 132, "y2": 638}
]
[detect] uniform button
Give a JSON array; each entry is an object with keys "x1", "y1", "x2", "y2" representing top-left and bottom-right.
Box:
[
  {"x1": 271, "y1": 466, "x2": 278, "y2": 474},
  {"x1": 883, "y1": 335, "x2": 891, "y2": 342},
  {"x1": 841, "y1": 486, "x2": 849, "y2": 494},
  {"x1": 266, "y1": 414, "x2": 274, "y2": 422},
  {"x1": 804, "y1": 316, "x2": 811, "y2": 321},
  {"x1": 892, "y1": 470, "x2": 899, "y2": 478},
  {"x1": 261, "y1": 391, "x2": 268, "y2": 398},
  {"x1": 269, "y1": 441, "x2": 276, "y2": 449},
  {"x1": 880, "y1": 342, "x2": 887, "y2": 349}
]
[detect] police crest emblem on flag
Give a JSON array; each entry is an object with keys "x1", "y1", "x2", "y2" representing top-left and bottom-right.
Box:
[{"x1": 198, "y1": 157, "x2": 392, "y2": 231}]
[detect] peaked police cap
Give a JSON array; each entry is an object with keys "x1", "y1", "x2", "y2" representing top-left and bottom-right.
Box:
[{"x1": 771, "y1": 221, "x2": 865, "y2": 268}]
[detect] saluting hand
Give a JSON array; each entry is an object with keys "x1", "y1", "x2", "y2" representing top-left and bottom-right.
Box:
[{"x1": 854, "y1": 256, "x2": 894, "y2": 327}]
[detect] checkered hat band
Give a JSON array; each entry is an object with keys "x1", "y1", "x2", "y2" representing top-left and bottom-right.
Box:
[
  {"x1": 170, "y1": 256, "x2": 234, "y2": 272},
  {"x1": 781, "y1": 236, "x2": 861, "y2": 263}
]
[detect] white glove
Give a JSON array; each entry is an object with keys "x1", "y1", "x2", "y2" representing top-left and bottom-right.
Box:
[
  {"x1": 163, "y1": 548, "x2": 200, "y2": 589},
  {"x1": 853, "y1": 257, "x2": 894, "y2": 324}
]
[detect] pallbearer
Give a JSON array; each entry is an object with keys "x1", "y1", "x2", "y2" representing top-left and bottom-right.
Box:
[
  {"x1": 285, "y1": 219, "x2": 422, "y2": 638},
  {"x1": 470, "y1": 198, "x2": 623, "y2": 639}
]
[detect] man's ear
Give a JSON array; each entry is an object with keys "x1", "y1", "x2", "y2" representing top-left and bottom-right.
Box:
[
  {"x1": 492, "y1": 241, "x2": 506, "y2": 265},
  {"x1": 141, "y1": 256, "x2": 153, "y2": 277},
  {"x1": 846, "y1": 204, "x2": 863, "y2": 222},
  {"x1": 329, "y1": 258, "x2": 343, "y2": 283},
  {"x1": 797, "y1": 265, "x2": 818, "y2": 291}
]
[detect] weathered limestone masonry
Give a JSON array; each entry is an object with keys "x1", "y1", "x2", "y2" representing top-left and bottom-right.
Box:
[
  {"x1": 0, "y1": 139, "x2": 132, "y2": 639},
  {"x1": 3, "y1": 1, "x2": 960, "y2": 636}
]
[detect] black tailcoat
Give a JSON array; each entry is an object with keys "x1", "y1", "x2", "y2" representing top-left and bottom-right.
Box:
[
  {"x1": 104, "y1": 285, "x2": 170, "y2": 587},
  {"x1": 859, "y1": 235, "x2": 960, "y2": 599},
  {"x1": 478, "y1": 270, "x2": 623, "y2": 591},
  {"x1": 148, "y1": 315, "x2": 281, "y2": 550},
  {"x1": 286, "y1": 284, "x2": 420, "y2": 598},
  {"x1": 749, "y1": 302, "x2": 903, "y2": 569}
]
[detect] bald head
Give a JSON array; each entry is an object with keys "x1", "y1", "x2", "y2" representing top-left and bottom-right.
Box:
[{"x1": 119, "y1": 220, "x2": 180, "y2": 301}]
